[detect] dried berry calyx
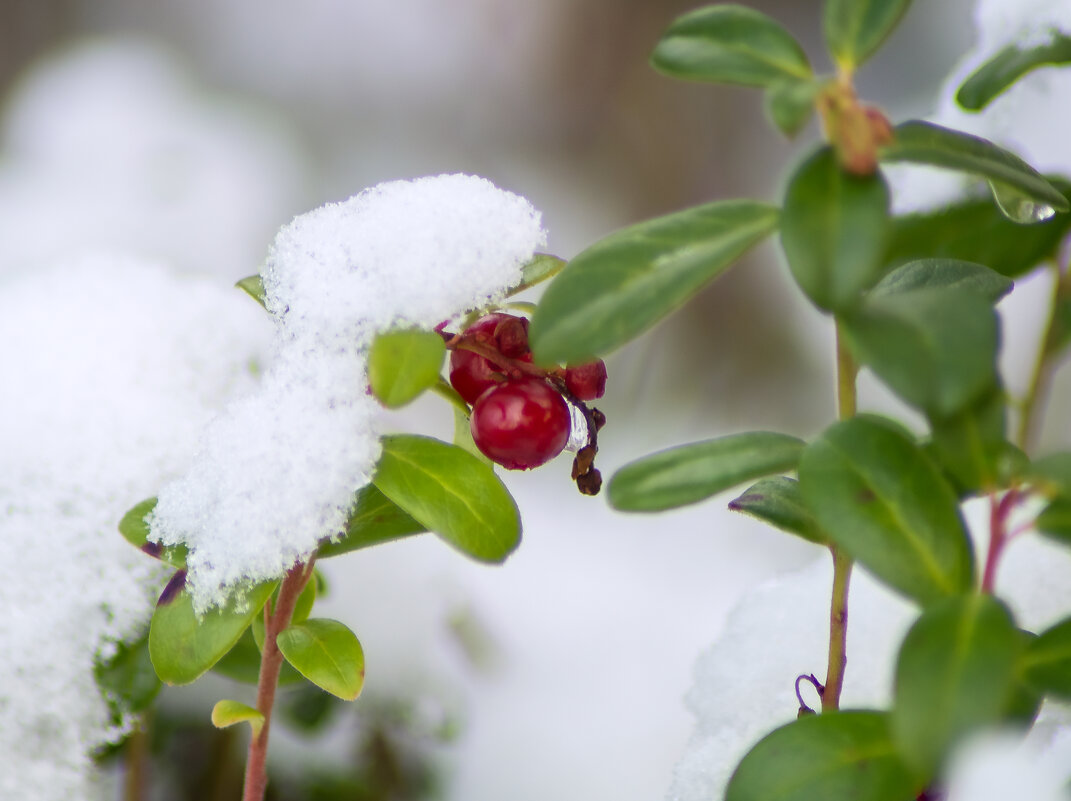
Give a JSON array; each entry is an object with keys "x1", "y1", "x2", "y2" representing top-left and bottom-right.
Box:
[{"x1": 470, "y1": 377, "x2": 570, "y2": 470}]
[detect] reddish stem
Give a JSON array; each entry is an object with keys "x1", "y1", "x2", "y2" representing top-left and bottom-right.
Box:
[
  {"x1": 241, "y1": 558, "x2": 316, "y2": 801},
  {"x1": 982, "y1": 490, "x2": 1022, "y2": 594}
]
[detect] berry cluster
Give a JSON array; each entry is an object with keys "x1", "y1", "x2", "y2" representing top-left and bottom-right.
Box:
[{"x1": 446, "y1": 312, "x2": 606, "y2": 491}]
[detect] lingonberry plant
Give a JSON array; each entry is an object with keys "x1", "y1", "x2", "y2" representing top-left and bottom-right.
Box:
[{"x1": 524, "y1": 2, "x2": 1071, "y2": 799}]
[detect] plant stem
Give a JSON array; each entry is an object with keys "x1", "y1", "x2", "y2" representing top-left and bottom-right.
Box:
[
  {"x1": 982, "y1": 489, "x2": 1021, "y2": 594},
  {"x1": 242, "y1": 558, "x2": 317, "y2": 801},
  {"x1": 823, "y1": 323, "x2": 858, "y2": 712},
  {"x1": 1018, "y1": 262, "x2": 1066, "y2": 451},
  {"x1": 122, "y1": 711, "x2": 150, "y2": 801}
]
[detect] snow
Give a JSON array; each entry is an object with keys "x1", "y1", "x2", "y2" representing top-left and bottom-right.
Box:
[
  {"x1": 150, "y1": 174, "x2": 545, "y2": 612},
  {"x1": 0, "y1": 258, "x2": 270, "y2": 799}
]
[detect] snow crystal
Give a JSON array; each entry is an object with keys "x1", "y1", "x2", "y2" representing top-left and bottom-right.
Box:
[
  {"x1": 667, "y1": 499, "x2": 1071, "y2": 801},
  {"x1": 0, "y1": 257, "x2": 270, "y2": 800},
  {"x1": 151, "y1": 174, "x2": 545, "y2": 612},
  {"x1": 891, "y1": 0, "x2": 1071, "y2": 213}
]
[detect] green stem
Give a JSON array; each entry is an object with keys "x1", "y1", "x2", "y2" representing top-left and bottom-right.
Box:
[
  {"x1": 241, "y1": 558, "x2": 317, "y2": 801},
  {"x1": 1017, "y1": 262, "x2": 1066, "y2": 451},
  {"x1": 431, "y1": 377, "x2": 471, "y2": 416},
  {"x1": 823, "y1": 323, "x2": 857, "y2": 713}
]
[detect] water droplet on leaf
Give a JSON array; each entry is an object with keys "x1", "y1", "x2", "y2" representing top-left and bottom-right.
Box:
[{"x1": 989, "y1": 180, "x2": 1056, "y2": 224}]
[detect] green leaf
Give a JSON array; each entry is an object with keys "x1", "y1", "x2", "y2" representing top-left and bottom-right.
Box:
[
  {"x1": 211, "y1": 699, "x2": 264, "y2": 737},
  {"x1": 316, "y1": 483, "x2": 426, "y2": 559},
  {"x1": 871, "y1": 259, "x2": 1012, "y2": 303},
  {"x1": 879, "y1": 121, "x2": 1069, "y2": 215},
  {"x1": 1025, "y1": 452, "x2": 1071, "y2": 497},
  {"x1": 508, "y1": 253, "x2": 566, "y2": 295},
  {"x1": 212, "y1": 628, "x2": 304, "y2": 685},
  {"x1": 373, "y1": 434, "x2": 521, "y2": 562},
  {"x1": 799, "y1": 415, "x2": 974, "y2": 605},
  {"x1": 728, "y1": 476, "x2": 827, "y2": 544},
  {"x1": 609, "y1": 431, "x2": 805, "y2": 512},
  {"x1": 841, "y1": 287, "x2": 999, "y2": 417},
  {"x1": 726, "y1": 710, "x2": 919, "y2": 801},
  {"x1": 95, "y1": 631, "x2": 162, "y2": 722},
  {"x1": 926, "y1": 388, "x2": 1010, "y2": 495},
  {"x1": 1022, "y1": 616, "x2": 1071, "y2": 700},
  {"x1": 650, "y1": 4, "x2": 811, "y2": 87},
  {"x1": 1035, "y1": 498, "x2": 1071, "y2": 547},
  {"x1": 957, "y1": 35, "x2": 1071, "y2": 111},
  {"x1": 884, "y1": 180, "x2": 1071, "y2": 278},
  {"x1": 235, "y1": 275, "x2": 267, "y2": 309},
  {"x1": 780, "y1": 146, "x2": 890, "y2": 312},
  {"x1": 764, "y1": 78, "x2": 820, "y2": 139},
  {"x1": 368, "y1": 328, "x2": 445, "y2": 408},
  {"x1": 824, "y1": 0, "x2": 913, "y2": 70},
  {"x1": 892, "y1": 594, "x2": 1023, "y2": 776},
  {"x1": 149, "y1": 580, "x2": 277, "y2": 685},
  {"x1": 453, "y1": 405, "x2": 492, "y2": 465},
  {"x1": 118, "y1": 498, "x2": 187, "y2": 568},
  {"x1": 528, "y1": 200, "x2": 779, "y2": 364},
  {"x1": 277, "y1": 618, "x2": 365, "y2": 701}
]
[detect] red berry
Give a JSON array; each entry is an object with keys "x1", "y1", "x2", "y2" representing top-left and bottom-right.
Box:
[
  {"x1": 449, "y1": 313, "x2": 531, "y2": 404},
  {"x1": 470, "y1": 377, "x2": 570, "y2": 470},
  {"x1": 563, "y1": 360, "x2": 607, "y2": 400}
]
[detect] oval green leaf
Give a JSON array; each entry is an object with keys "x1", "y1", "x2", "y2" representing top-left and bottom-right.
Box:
[
  {"x1": 824, "y1": 0, "x2": 913, "y2": 69},
  {"x1": 277, "y1": 618, "x2": 365, "y2": 701},
  {"x1": 317, "y1": 483, "x2": 427, "y2": 559},
  {"x1": 957, "y1": 35, "x2": 1071, "y2": 111},
  {"x1": 1024, "y1": 451, "x2": 1071, "y2": 498},
  {"x1": 841, "y1": 287, "x2": 999, "y2": 417},
  {"x1": 609, "y1": 431, "x2": 805, "y2": 512},
  {"x1": 118, "y1": 498, "x2": 187, "y2": 568},
  {"x1": 780, "y1": 146, "x2": 890, "y2": 312},
  {"x1": 373, "y1": 434, "x2": 521, "y2": 562},
  {"x1": 879, "y1": 121, "x2": 1069, "y2": 214},
  {"x1": 764, "y1": 78, "x2": 820, "y2": 139},
  {"x1": 149, "y1": 579, "x2": 277, "y2": 686},
  {"x1": 892, "y1": 594, "x2": 1023, "y2": 776},
  {"x1": 211, "y1": 699, "x2": 265, "y2": 737},
  {"x1": 368, "y1": 328, "x2": 446, "y2": 408},
  {"x1": 651, "y1": 4, "x2": 811, "y2": 87},
  {"x1": 728, "y1": 476, "x2": 827, "y2": 544},
  {"x1": 507, "y1": 253, "x2": 566, "y2": 295},
  {"x1": 925, "y1": 387, "x2": 1010, "y2": 496},
  {"x1": 799, "y1": 415, "x2": 973, "y2": 605},
  {"x1": 726, "y1": 710, "x2": 919, "y2": 801},
  {"x1": 212, "y1": 627, "x2": 304, "y2": 686},
  {"x1": 871, "y1": 259, "x2": 1012, "y2": 303},
  {"x1": 884, "y1": 179, "x2": 1071, "y2": 278},
  {"x1": 235, "y1": 275, "x2": 267, "y2": 309},
  {"x1": 528, "y1": 200, "x2": 779, "y2": 365},
  {"x1": 1036, "y1": 498, "x2": 1071, "y2": 547},
  {"x1": 1022, "y1": 616, "x2": 1071, "y2": 700}
]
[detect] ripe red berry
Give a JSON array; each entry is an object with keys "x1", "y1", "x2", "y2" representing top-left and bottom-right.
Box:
[
  {"x1": 563, "y1": 359, "x2": 607, "y2": 401},
  {"x1": 449, "y1": 313, "x2": 531, "y2": 404},
  {"x1": 470, "y1": 377, "x2": 570, "y2": 470}
]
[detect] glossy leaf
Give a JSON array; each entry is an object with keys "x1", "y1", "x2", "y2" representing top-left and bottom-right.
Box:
[
  {"x1": 1022, "y1": 616, "x2": 1071, "y2": 700},
  {"x1": 892, "y1": 594, "x2": 1022, "y2": 775},
  {"x1": 957, "y1": 35, "x2": 1071, "y2": 111},
  {"x1": 277, "y1": 618, "x2": 365, "y2": 701},
  {"x1": 368, "y1": 328, "x2": 445, "y2": 408},
  {"x1": 926, "y1": 388, "x2": 1009, "y2": 495},
  {"x1": 799, "y1": 415, "x2": 973, "y2": 605},
  {"x1": 508, "y1": 253, "x2": 566, "y2": 295},
  {"x1": 651, "y1": 4, "x2": 811, "y2": 87},
  {"x1": 211, "y1": 700, "x2": 264, "y2": 737},
  {"x1": 316, "y1": 484, "x2": 426, "y2": 559},
  {"x1": 609, "y1": 431, "x2": 805, "y2": 512},
  {"x1": 780, "y1": 146, "x2": 889, "y2": 312},
  {"x1": 885, "y1": 182, "x2": 1071, "y2": 278},
  {"x1": 871, "y1": 259, "x2": 1012, "y2": 303},
  {"x1": 212, "y1": 628, "x2": 304, "y2": 686},
  {"x1": 373, "y1": 434, "x2": 521, "y2": 562},
  {"x1": 841, "y1": 287, "x2": 998, "y2": 417},
  {"x1": 728, "y1": 476, "x2": 826, "y2": 544},
  {"x1": 824, "y1": 0, "x2": 913, "y2": 69},
  {"x1": 879, "y1": 121, "x2": 1069, "y2": 214},
  {"x1": 1035, "y1": 498, "x2": 1071, "y2": 547},
  {"x1": 118, "y1": 498, "x2": 187, "y2": 568},
  {"x1": 528, "y1": 200, "x2": 779, "y2": 364},
  {"x1": 726, "y1": 710, "x2": 919, "y2": 801},
  {"x1": 764, "y1": 78, "x2": 819, "y2": 138},
  {"x1": 95, "y1": 631, "x2": 161, "y2": 721},
  {"x1": 149, "y1": 580, "x2": 277, "y2": 685},
  {"x1": 235, "y1": 275, "x2": 267, "y2": 309}
]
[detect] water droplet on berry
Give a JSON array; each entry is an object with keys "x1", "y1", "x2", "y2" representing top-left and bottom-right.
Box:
[{"x1": 564, "y1": 402, "x2": 589, "y2": 453}]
